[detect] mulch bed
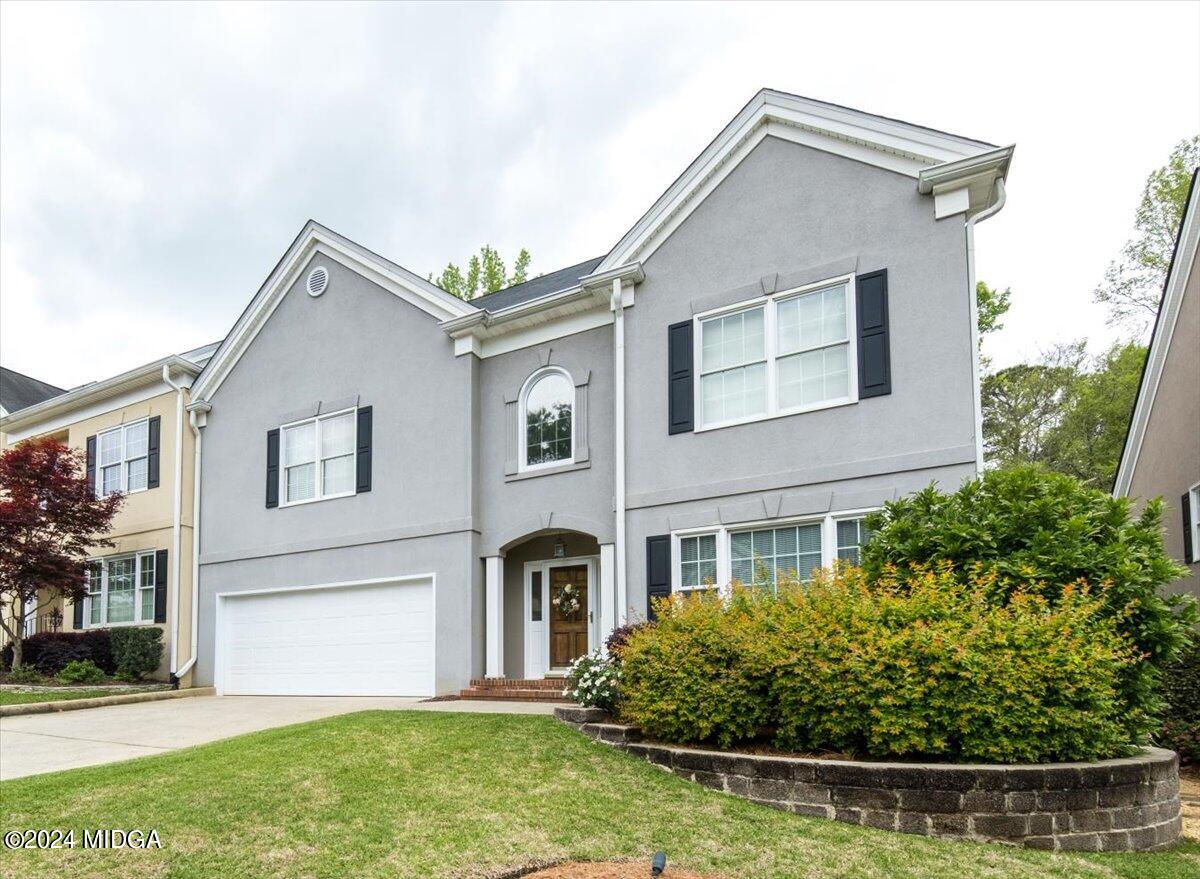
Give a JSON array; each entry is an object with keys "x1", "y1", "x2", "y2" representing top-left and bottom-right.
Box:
[{"x1": 1180, "y1": 764, "x2": 1199, "y2": 841}]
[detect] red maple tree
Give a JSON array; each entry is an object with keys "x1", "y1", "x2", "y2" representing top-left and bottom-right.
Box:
[{"x1": 0, "y1": 437, "x2": 123, "y2": 669}]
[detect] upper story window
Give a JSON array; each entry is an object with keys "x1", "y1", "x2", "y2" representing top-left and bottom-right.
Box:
[
  {"x1": 97, "y1": 420, "x2": 149, "y2": 497},
  {"x1": 85, "y1": 553, "x2": 156, "y2": 628},
  {"x1": 521, "y1": 368, "x2": 573, "y2": 470},
  {"x1": 281, "y1": 409, "x2": 356, "y2": 505},
  {"x1": 696, "y1": 277, "x2": 855, "y2": 430}
]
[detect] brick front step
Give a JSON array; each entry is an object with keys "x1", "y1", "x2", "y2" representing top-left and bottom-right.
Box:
[
  {"x1": 459, "y1": 677, "x2": 573, "y2": 703},
  {"x1": 468, "y1": 677, "x2": 564, "y2": 690},
  {"x1": 459, "y1": 690, "x2": 569, "y2": 703}
]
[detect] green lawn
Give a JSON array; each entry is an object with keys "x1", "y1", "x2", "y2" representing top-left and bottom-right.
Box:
[
  {"x1": 0, "y1": 689, "x2": 129, "y2": 706},
  {"x1": 0, "y1": 711, "x2": 1195, "y2": 879}
]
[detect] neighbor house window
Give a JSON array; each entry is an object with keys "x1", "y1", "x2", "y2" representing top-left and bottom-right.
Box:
[
  {"x1": 697, "y1": 277, "x2": 854, "y2": 429},
  {"x1": 84, "y1": 553, "x2": 156, "y2": 627},
  {"x1": 97, "y1": 420, "x2": 149, "y2": 497},
  {"x1": 521, "y1": 368, "x2": 573, "y2": 469},
  {"x1": 674, "y1": 509, "x2": 876, "y2": 594},
  {"x1": 281, "y1": 409, "x2": 356, "y2": 505}
]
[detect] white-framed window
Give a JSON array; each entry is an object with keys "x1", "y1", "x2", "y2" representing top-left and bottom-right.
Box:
[
  {"x1": 519, "y1": 367, "x2": 574, "y2": 471},
  {"x1": 672, "y1": 510, "x2": 875, "y2": 594},
  {"x1": 695, "y1": 275, "x2": 856, "y2": 431},
  {"x1": 280, "y1": 408, "x2": 357, "y2": 506},
  {"x1": 97, "y1": 419, "x2": 150, "y2": 497},
  {"x1": 1188, "y1": 482, "x2": 1200, "y2": 564},
  {"x1": 84, "y1": 552, "x2": 157, "y2": 628}
]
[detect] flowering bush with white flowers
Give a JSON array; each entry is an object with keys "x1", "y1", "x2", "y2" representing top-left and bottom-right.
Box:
[{"x1": 564, "y1": 649, "x2": 620, "y2": 713}]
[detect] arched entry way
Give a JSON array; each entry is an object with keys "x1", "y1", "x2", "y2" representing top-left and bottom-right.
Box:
[{"x1": 483, "y1": 528, "x2": 616, "y2": 680}]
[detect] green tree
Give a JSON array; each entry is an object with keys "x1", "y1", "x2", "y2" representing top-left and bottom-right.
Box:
[
  {"x1": 430, "y1": 245, "x2": 533, "y2": 300},
  {"x1": 981, "y1": 342, "x2": 1084, "y2": 468},
  {"x1": 976, "y1": 280, "x2": 1011, "y2": 343},
  {"x1": 1095, "y1": 135, "x2": 1199, "y2": 333},
  {"x1": 1043, "y1": 340, "x2": 1147, "y2": 489}
]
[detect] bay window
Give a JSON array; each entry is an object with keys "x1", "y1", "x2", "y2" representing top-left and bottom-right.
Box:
[
  {"x1": 696, "y1": 276, "x2": 855, "y2": 430},
  {"x1": 281, "y1": 409, "x2": 356, "y2": 505},
  {"x1": 84, "y1": 553, "x2": 156, "y2": 627}
]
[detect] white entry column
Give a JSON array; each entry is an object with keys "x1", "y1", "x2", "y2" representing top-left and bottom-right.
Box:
[
  {"x1": 485, "y1": 555, "x2": 504, "y2": 678},
  {"x1": 599, "y1": 543, "x2": 616, "y2": 649}
]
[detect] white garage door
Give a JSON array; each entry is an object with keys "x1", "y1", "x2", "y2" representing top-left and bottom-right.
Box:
[{"x1": 218, "y1": 578, "x2": 434, "y2": 697}]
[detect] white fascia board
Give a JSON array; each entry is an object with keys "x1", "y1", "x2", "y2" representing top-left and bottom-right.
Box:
[
  {"x1": 192, "y1": 223, "x2": 474, "y2": 402},
  {"x1": 0, "y1": 356, "x2": 201, "y2": 440},
  {"x1": 597, "y1": 89, "x2": 1000, "y2": 273},
  {"x1": 918, "y1": 145, "x2": 1015, "y2": 217},
  {"x1": 1114, "y1": 178, "x2": 1200, "y2": 497}
]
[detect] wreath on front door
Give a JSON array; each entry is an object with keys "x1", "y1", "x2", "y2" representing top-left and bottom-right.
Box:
[{"x1": 552, "y1": 582, "x2": 582, "y2": 619}]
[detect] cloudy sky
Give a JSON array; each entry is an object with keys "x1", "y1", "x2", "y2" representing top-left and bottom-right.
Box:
[{"x1": 2, "y1": 1, "x2": 1197, "y2": 389}]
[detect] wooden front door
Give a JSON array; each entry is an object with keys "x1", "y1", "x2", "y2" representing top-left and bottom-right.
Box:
[{"x1": 549, "y1": 565, "x2": 589, "y2": 667}]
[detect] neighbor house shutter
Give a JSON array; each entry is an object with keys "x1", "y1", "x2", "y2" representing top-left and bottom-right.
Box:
[
  {"x1": 266, "y1": 429, "x2": 280, "y2": 508},
  {"x1": 154, "y1": 549, "x2": 168, "y2": 624},
  {"x1": 1183, "y1": 493, "x2": 1195, "y2": 565},
  {"x1": 646, "y1": 535, "x2": 672, "y2": 620},
  {"x1": 356, "y1": 406, "x2": 373, "y2": 494},
  {"x1": 73, "y1": 597, "x2": 84, "y2": 630},
  {"x1": 667, "y1": 321, "x2": 694, "y2": 434},
  {"x1": 856, "y1": 269, "x2": 891, "y2": 398},
  {"x1": 86, "y1": 434, "x2": 97, "y2": 496},
  {"x1": 146, "y1": 415, "x2": 162, "y2": 489}
]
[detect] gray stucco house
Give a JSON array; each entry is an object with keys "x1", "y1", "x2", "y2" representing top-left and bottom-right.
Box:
[{"x1": 187, "y1": 89, "x2": 1014, "y2": 696}]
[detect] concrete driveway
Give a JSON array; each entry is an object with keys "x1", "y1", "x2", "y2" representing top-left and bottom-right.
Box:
[{"x1": 0, "y1": 694, "x2": 558, "y2": 781}]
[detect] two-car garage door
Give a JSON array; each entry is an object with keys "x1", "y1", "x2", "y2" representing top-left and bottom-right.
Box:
[{"x1": 218, "y1": 577, "x2": 434, "y2": 697}]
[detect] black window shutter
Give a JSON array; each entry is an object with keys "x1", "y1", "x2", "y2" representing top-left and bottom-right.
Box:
[
  {"x1": 856, "y1": 269, "x2": 891, "y2": 398},
  {"x1": 85, "y1": 434, "x2": 97, "y2": 496},
  {"x1": 356, "y1": 406, "x2": 373, "y2": 494},
  {"x1": 154, "y1": 549, "x2": 168, "y2": 624},
  {"x1": 667, "y1": 321, "x2": 694, "y2": 434},
  {"x1": 646, "y1": 535, "x2": 672, "y2": 620},
  {"x1": 146, "y1": 415, "x2": 162, "y2": 489},
  {"x1": 1183, "y1": 493, "x2": 1194, "y2": 565},
  {"x1": 266, "y1": 429, "x2": 280, "y2": 508},
  {"x1": 73, "y1": 596, "x2": 84, "y2": 630}
]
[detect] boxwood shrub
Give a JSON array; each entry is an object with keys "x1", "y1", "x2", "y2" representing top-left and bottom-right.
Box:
[
  {"x1": 860, "y1": 465, "x2": 1196, "y2": 725},
  {"x1": 109, "y1": 628, "x2": 163, "y2": 680}
]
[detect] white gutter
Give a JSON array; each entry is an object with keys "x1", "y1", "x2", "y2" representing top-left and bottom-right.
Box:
[
  {"x1": 160, "y1": 365, "x2": 186, "y2": 676},
  {"x1": 964, "y1": 178, "x2": 1007, "y2": 471},
  {"x1": 175, "y1": 402, "x2": 209, "y2": 681},
  {"x1": 611, "y1": 278, "x2": 628, "y2": 624}
]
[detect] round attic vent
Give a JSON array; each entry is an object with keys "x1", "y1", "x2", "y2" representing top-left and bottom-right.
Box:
[{"x1": 306, "y1": 266, "x2": 329, "y2": 297}]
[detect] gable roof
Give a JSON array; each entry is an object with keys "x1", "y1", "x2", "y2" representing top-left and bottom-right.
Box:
[
  {"x1": 0, "y1": 367, "x2": 64, "y2": 416},
  {"x1": 191, "y1": 221, "x2": 475, "y2": 401},
  {"x1": 1113, "y1": 168, "x2": 1200, "y2": 497},
  {"x1": 596, "y1": 88, "x2": 1013, "y2": 272},
  {"x1": 469, "y1": 257, "x2": 604, "y2": 312}
]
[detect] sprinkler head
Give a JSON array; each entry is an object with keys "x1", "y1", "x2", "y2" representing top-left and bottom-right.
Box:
[{"x1": 651, "y1": 851, "x2": 667, "y2": 876}]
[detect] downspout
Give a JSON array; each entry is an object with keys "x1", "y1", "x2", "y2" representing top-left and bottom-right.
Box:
[
  {"x1": 161, "y1": 365, "x2": 185, "y2": 676},
  {"x1": 173, "y1": 403, "x2": 206, "y2": 680},
  {"x1": 963, "y1": 178, "x2": 1007, "y2": 472},
  {"x1": 611, "y1": 278, "x2": 628, "y2": 625}
]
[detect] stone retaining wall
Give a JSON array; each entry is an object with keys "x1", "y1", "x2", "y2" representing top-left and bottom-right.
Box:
[{"x1": 555, "y1": 707, "x2": 1182, "y2": 852}]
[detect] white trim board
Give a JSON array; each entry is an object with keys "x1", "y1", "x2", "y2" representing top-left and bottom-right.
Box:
[
  {"x1": 1114, "y1": 173, "x2": 1200, "y2": 497},
  {"x1": 192, "y1": 222, "x2": 473, "y2": 401}
]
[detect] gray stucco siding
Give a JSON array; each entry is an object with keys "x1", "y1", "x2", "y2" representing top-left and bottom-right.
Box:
[{"x1": 624, "y1": 136, "x2": 977, "y2": 511}]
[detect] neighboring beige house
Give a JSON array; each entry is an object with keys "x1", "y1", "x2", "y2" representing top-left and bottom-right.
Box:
[
  {"x1": 1114, "y1": 169, "x2": 1200, "y2": 601},
  {"x1": 0, "y1": 343, "x2": 218, "y2": 684}
]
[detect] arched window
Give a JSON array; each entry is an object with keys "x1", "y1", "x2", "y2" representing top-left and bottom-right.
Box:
[{"x1": 521, "y1": 368, "x2": 573, "y2": 469}]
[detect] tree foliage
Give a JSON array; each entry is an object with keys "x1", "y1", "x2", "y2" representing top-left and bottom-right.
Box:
[
  {"x1": 975, "y1": 280, "x2": 1011, "y2": 343},
  {"x1": 1094, "y1": 135, "x2": 1200, "y2": 333},
  {"x1": 0, "y1": 437, "x2": 123, "y2": 668},
  {"x1": 430, "y1": 245, "x2": 532, "y2": 300}
]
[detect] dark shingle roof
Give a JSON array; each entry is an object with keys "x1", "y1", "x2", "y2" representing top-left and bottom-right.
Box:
[
  {"x1": 0, "y1": 367, "x2": 65, "y2": 415},
  {"x1": 468, "y1": 257, "x2": 605, "y2": 312}
]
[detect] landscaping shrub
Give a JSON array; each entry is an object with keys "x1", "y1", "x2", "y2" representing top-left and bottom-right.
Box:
[
  {"x1": 768, "y1": 565, "x2": 1138, "y2": 762},
  {"x1": 604, "y1": 621, "x2": 650, "y2": 659},
  {"x1": 1157, "y1": 636, "x2": 1200, "y2": 763},
  {"x1": 1, "y1": 630, "x2": 115, "y2": 675},
  {"x1": 860, "y1": 465, "x2": 1196, "y2": 726},
  {"x1": 56, "y1": 659, "x2": 105, "y2": 685},
  {"x1": 620, "y1": 590, "x2": 772, "y2": 748},
  {"x1": 5, "y1": 664, "x2": 42, "y2": 684},
  {"x1": 109, "y1": 628, "x2": 163, "y2": 680},
  {"x1": 564, "y1": 650, "x2": 621, "y2": 714}
]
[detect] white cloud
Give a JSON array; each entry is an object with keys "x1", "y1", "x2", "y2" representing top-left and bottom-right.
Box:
[{"x1": 1, "y1": 1, "x2": 1197, "y2": 388}]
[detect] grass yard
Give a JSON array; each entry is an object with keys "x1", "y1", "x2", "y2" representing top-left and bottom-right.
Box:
[
  {"x1": 0, "y1": 689, "x2": 129, "y2": 706},
  {"x1": 0, "y1": 711, "x2": 1196, "y2": 879}
]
